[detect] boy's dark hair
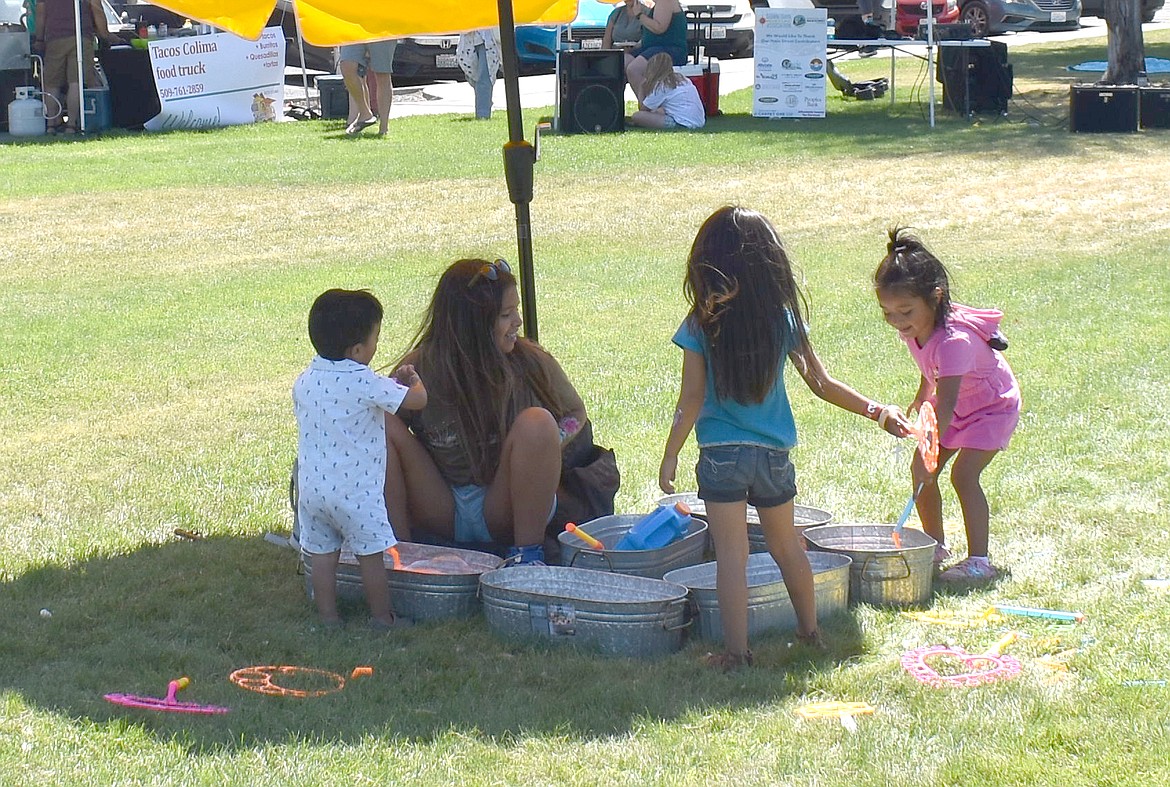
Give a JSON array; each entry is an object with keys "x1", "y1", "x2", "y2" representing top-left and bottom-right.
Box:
[
  {"x1": 307, "y1": 289, "x2": 383, "y2": 361},
  {"x1": 873, "y1": 226, "x2": 952, "y2": 329}
]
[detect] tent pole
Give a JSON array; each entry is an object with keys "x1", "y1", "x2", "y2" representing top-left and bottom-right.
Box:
[
  {"x1": 497, "y1": 0, "x2": 539, "y2": 343},
  {"x1": 75, "y1": 0, "x2": 85, "y2": 132},
  {"x1": 290, "y1": 8, "x2": 314, "y2": 116}
]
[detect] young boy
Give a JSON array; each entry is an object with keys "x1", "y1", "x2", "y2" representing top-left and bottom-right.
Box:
[{"x1": 293, "y1": 289, "x2": 426, "y2": 630}]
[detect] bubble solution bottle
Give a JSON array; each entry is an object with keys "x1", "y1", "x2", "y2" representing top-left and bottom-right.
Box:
[{"x1": 614, "y1": 502, "x2": 692, "y2": 550}]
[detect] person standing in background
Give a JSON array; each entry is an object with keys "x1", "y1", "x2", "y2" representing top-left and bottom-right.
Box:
[
  {"x1": 33, "y1": 0, "x2": 111, "y2": 134},
  {"x1": 456, "y1": 27, "x2": 501, "y2": 120},
  {"x1": 339, "y1": 38, "x2": 397, "y2": 136}
]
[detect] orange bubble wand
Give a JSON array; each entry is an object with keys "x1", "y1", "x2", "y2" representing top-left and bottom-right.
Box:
[
  {"x1": 892, "y1": 401, "x2": 939, "y2": 548},
  {"x1": 565, "y1": 523, "x2": 604, "y2": 551}
]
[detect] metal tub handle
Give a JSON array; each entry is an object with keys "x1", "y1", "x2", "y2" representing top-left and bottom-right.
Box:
[
  {"x1": 860, "y1": 553, "x2": 911, "y2": 582},
  {"x1": 567, "y1": 547, "x2": 613, "y2": 571},
  {"x1": 661, "y1": 598, "x2": 692, "y2": 632}
]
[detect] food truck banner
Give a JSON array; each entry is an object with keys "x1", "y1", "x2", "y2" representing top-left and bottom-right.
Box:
[
  {"x1": 752, "y1": 7, "x2": 827, "y2": 119},
  {"x1": 144, "y1": 27, "x2": 285, "y2": 132}
]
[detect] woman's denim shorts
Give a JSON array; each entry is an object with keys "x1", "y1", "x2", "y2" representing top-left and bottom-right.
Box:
[{"x1": 696, "y1": 444, "x2": 797, "y2": 509}]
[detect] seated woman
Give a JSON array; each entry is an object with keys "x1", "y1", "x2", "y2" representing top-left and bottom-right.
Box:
[
  {"x1": 630, "y1": 52, "x2": 706, "y2": 130},
  {"x1": 602, "y1": 0, "x2": 648, "y2": 52},
  {"x1": 624, "y1": 0, "x2": 688, "y2": 101},
  {"x1": 384, "y1": 259, "x2": 588, "y2": 565}
]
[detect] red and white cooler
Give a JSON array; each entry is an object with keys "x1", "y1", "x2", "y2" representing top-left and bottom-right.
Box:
[{"x1": 676, "y1": 61, "x2": 721, "y2": 117}]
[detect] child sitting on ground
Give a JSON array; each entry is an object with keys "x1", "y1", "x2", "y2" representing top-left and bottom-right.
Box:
[
  {"x1": 293, "y1": 288, "x2": 427, "y2": 630},
  {"x1": 629, "y1": 51, "x2": 706, "y2": 130}
]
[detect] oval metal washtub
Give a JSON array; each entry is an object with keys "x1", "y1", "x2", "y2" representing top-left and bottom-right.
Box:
[
  {"x1": 478, "y1": 565, "x2": 690, "y2": 658},
  {"x1": 557, "y1": 513, "x2": 709, "y2": 579},
  {"x1": 303, "y1": 542, "x2": 502, "y2": 621},
  {"x1": 803, "y1": 523, "x2": 936, "y2": 607},
  {"x1": 664, "y1": 551, "x2": 852, "y2": 643},
  {"x1": 657, "y1": 492, "x2": 832, "y2": 552}
]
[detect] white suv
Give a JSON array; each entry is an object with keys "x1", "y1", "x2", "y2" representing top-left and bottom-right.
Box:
[{"x1": 680, "y1": 0, "x2": 759, "y2": 59}]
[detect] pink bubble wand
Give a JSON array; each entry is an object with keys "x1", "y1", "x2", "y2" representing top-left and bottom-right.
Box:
[{"x1": 105, "y1": 677, "x2": 230, "y2": 714}]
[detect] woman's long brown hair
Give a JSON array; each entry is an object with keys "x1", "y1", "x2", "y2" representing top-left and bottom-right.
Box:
[{"x1": 403, "y1": 259, "x2": 568, "y2": 484}]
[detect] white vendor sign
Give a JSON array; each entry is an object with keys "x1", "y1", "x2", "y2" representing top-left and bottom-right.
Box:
[
  {"x1": 145, "y1": 27, "x2": 286, "y2": 132},
  {"x1": 752, "y1": 7, "x2": 827, "y2": 119}
]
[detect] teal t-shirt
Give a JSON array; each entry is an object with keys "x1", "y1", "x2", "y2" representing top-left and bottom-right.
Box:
[{"x1": 672, "y1": 314, "x2": 798, "y2": 450}]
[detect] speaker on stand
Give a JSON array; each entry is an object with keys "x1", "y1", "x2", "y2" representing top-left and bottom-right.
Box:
[
  {"x1": 938, "y1": 40, "x2": 1011, "y2": 116},
  {"x1": 558, "y1": 49, "x2": 625, "y2": 134}
]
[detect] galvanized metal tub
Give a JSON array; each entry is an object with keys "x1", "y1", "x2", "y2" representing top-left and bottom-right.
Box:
[
  {"x1": 478, "y1": 565, "x2": 690, "y2": 658},
  {"x1": 557, "y1": 514, "x2": 709, "y2": 578},
  {"x1": 302, "y1": 542, "x2": 502, "y2": 621},
  {"x1": 657, "y1": 492, "x2": 833, "y2": 552},
  {"x1": 662, "y1": 551, "x2": 853, "y2": 643},
  {"x1": 802, "y1": 524, "x2": 936, "y2": 608}
]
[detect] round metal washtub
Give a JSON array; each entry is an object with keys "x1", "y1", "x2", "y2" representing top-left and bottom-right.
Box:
[
  {"x1": 663, "y1": 551, "x2": 852, "y2": 643},
  {"x1": 802, "y1": 524, "x2": 936, "y2": 607},
  {"x1": 557, "y1": 514, "x2": 708, "y2": 579},
  {"x1": 478, "y1": 565, "x2": 690, "y2": 659},
  {"x1": 303, "y1": 542, "x2": 502, "y2": 621},
  {"x1": 657, "y1": 492, "x2": 833, "y2": 552}
]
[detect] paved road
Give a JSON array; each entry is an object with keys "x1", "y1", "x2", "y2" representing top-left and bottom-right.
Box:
[{"x1": 284, "y1": 11, "x2": 1169, "y2": 120}]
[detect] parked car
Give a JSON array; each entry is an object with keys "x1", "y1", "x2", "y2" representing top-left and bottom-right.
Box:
[
  {"x1": 894, "y1": 0, "x2": 962, "y2": 36},
  {"x1": 678, "y1": 0, "x2": 758, "y2": 60},
  {"x1": 1079, "y1": 0, "x2": 1163, "y2": 23},
  {"x1": 958, "y1": 0, "x2": 1080, "y2": 36}
]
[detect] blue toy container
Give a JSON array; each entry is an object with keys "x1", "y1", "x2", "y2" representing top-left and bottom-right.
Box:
[{"x1": 615, "y1": 502, "x2": 692, "y2": 550}]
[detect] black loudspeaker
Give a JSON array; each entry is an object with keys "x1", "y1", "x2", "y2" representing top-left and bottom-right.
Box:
[
  {"x1": 1140, "y1": 86, "x2": 1170, "y2": 129},
  {"x1": 559, "y1": 49, "x2": 625, "y2": 134},
  {"x1": 1070, "y1": 85, "x2": 1139, "y2": 133},
  {"x1": 938, "y1": 41, "x2": 1011, "y2": 116}
]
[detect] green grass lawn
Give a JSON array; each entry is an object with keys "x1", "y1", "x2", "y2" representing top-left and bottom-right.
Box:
[{"x1": 1, "y1": 29, "x2": 1168, "y2": 785}]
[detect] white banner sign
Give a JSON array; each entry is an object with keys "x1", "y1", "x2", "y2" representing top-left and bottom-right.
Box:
[
  {"x1": 752, "y1": 8, "x2": 827, "y2": 119},
  {"x1": 145, "y1": 27, "x2": 286, "y2": 132}
]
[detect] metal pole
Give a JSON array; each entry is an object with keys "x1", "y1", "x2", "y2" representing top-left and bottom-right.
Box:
[
  {"x1": 74, "y1": 0, "x2": 85, "y2": 132},
  {"x1": 927, "y1": 0, "x2": 935, "y2": 127},
  {"x1": 291, "y1": 7, "x2": 314, "y2": 116},
  {"x1": 497, "y1": 0, "x2": 539, "y2": 342}
]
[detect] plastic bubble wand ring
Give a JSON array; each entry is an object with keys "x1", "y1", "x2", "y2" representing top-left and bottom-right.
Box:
[
  {"x1": 230, "y1": 665, "x2": 346, "y2": 698},
  {"x1": 892, "y1": 401, "x2": 939, "y2": 548},
  {"x1": 105, "y1": 677, "x2": 230, "y2": 714},
  {"x1": 901, "y1": 632, "x2": 1022, "y2": 688}
]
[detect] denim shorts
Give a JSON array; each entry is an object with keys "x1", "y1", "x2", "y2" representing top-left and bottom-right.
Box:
[
  {"x1": 696, "y1": 445, "x2": 797, "y2": 509},
  {"x1": 451, "y1": 484, "x2": 558, "y2": 545}
]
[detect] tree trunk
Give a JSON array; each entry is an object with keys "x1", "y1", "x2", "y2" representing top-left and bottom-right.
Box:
[{"x1": 1102, "y1": 0, "x2": 1146, "y2": 84}]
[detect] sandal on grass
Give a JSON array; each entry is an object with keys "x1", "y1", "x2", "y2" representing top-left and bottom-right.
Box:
[{"x1": 705, "y1": 650, "x2": 754, "y2": 672}]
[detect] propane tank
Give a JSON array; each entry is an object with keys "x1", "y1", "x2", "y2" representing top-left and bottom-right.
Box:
[{"x1": 8, "y1": 86, "x2": 46, "y2": 137}]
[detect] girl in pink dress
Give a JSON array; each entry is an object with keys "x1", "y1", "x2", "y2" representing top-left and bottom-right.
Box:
[{"x1": 874, "y1": 227, "x2": 1021, "y2": 582}]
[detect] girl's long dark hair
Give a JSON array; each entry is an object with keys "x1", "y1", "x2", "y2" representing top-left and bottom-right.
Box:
[
  {"x1": 873, "y1": 226, "x2": 952, "y2": 329},
  {"x1": 404, "y1": 259, "x2": 568, "y2": 484},
  {"x1": 685, "y1": 206, "x2": 809, "y2": 404}
]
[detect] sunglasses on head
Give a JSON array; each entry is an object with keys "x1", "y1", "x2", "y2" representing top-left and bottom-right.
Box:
[{"x1": 467, "y1": 258, "x2": 511, "y2": 288}]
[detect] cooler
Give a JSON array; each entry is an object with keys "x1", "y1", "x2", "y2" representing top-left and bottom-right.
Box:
[
  {"x1": 83, "y1": 87, "x2": 112, "y2": 132},
  {"x1": 315, "y1": 74, "x2": 348, "y2": 120},
  {"x1": 676, "y1": 62, "x2": 720, "y2": 117}
]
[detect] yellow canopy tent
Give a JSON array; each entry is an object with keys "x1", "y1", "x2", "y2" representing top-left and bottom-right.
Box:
[{"x1": 151, "y1": 0, "x2": 584, "y2": 341}]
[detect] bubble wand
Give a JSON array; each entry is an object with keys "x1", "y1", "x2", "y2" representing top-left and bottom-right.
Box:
[
  {"x1": 565, "y1": 523, "x2": 605, "y2": 551},
  {"x1": 105, "y1": 677, "x2": 230, "y2": 714},
  {"x1": 892, "y1": 401, "x2": 939, "y2": 548}
]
